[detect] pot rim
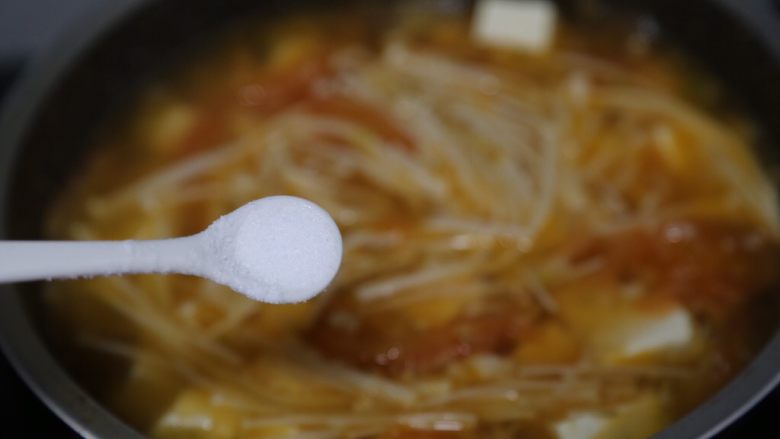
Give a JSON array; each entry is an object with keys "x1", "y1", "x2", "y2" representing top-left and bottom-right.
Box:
[
  {"x1": 0, "y1": 1, "x2": 778, "y2": 438},
  {"x1": 0, "y1": 0, "x2": 153, "y2": 436}
]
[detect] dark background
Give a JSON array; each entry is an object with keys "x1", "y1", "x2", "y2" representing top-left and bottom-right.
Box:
[{"x1": 0, "y1": 0, "x2": 778, "y2": 437}]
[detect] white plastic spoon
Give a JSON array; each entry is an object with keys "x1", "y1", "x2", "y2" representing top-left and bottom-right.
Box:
[{"x1": 0, "y1": 196, "x2": 343, "y2": 303}]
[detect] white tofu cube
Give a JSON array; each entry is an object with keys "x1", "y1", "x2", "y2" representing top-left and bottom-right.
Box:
[
  {"x1": 621, "y1": 307, "x2": 693, "y2": 357},
  {"x1": 554, "y1": 412, "x2": 607, "y2": 439},
  {"x1": 588, "y1": 304, "x2": 696, "y2": 363},
  {"x1": 555, "y1": 395, "x2": 669, "y2": 439},
  {"x1": 472, "y1": 0, "x2": 558, "y2": 52}
]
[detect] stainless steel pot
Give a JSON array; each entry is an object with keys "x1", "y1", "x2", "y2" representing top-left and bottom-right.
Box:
[{"x1": 1, "y1": 0, "x2": 779, "y2": 437}]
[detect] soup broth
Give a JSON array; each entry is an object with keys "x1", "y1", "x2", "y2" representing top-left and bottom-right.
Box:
[{"x1": 45, "y1": 2, "x2": 780, "y2": 438}]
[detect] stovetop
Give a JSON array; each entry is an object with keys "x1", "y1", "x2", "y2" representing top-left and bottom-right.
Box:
[{"x1": 0, "y1": 2, "x2": 778, "y2": 437}]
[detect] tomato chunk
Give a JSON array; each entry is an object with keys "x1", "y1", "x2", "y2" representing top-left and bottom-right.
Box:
[
  {"x1": 572, "y1": 220, "x2": 780, "y2": 319},
  {"x1": 307, "y1": 297, "x2": 535, "y2": 376}
]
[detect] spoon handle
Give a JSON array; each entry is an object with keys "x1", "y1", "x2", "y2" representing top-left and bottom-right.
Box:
[{"x1": 0, "y1": 237, "x2": 201, "y2": 283}]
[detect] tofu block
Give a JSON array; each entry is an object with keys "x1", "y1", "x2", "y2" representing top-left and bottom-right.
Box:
[
  {"x1": 472, "y1": 0, "x2": 558, "y2": 52},
  {"x1": 554, "y1": 412, "x2": 608, "y2": 439},
  {"x1": 152, "y1": 389, "x2": 241, "y2": 439},
  {"x1": 620, "y1": 307, "x2": 693, "y2": 358},
  {"x1": 554, "y1": 394, "x2": 669, "y2": 439},
  {"x1": 591, "y1": 305, "x2": 695, "y2": 363}
]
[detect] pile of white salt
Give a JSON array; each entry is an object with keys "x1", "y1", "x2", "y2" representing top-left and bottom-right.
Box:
[{"x1": 199, "y1": 196, "x2": 342, "y2": 303}]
